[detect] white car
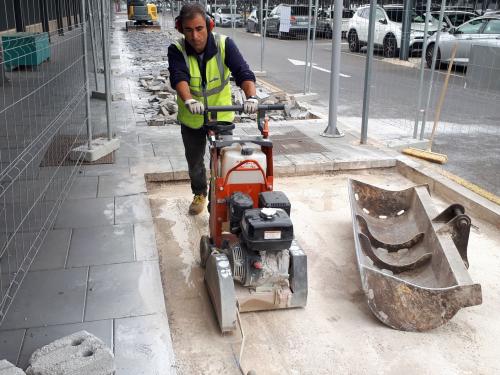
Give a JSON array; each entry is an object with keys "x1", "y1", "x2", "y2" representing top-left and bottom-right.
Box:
[
  {"x1": 214, "y1": 7, "x2": 243, "y2": 27},
  {"x1": 347, "y1": 5, "x2": 438, "y2": 57},
  {"x1": 426, "y1": 15, "x2": 500, "y2": 68}
]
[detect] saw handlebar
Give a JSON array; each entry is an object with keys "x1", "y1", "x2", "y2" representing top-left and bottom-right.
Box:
[{"x1": 205, "y1": 104, "x2": 285, "y2": 113}]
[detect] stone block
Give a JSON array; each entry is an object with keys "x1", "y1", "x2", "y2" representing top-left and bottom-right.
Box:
[
  {"x1": 26, "y1": 331, "x2": 115, "y2": 375},
  {"x1": 0, "y1": 360, "x2": 25, "y2": 375}
]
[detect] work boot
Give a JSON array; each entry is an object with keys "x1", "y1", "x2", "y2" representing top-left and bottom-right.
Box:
[{"x1": 189, "y1": 194, "x2": 206, "y2": 215}]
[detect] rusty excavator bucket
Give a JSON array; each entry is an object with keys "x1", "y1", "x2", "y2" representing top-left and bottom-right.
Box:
[{"x1": 348, "y1": 179, "x2": 482, "y2": 331}]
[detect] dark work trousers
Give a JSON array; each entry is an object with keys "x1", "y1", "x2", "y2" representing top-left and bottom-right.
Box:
[{"x1": 181, "y1": 124, "x2": 208, "y2": 197}]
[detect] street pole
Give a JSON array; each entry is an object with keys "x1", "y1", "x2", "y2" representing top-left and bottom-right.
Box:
[
  {"x1": 360, "y1": 0, "x2": 377, "y2": 144},
  {"x1": 304, "y1": 0, "x2": 313, "y2": 95},
  {"x1": 81, "y1": 0, "x2": 93, "y2": 150},
  {"x1": 321, "y1": 0, "x2": 344, "y2": 138},
  {"x1": 413, "y1": 0, "x2": 432, "y2": 138},
  {"x1": 420, "y1": 0, "x2": 446, "y2": 140},
  {"x1": 88, "y1": 0, "x2": 99, "y2": 91},
  {"x1": 400, "y1": 0, "x2": 412, "y2": 60},
  {"x1": 260, "y1": 0, "x2": 264, "y2": 72},
  {"x1": 100, "y1": 0, "x2": 112, "y2": 141},
  {"x1": 307, "y1": 0, "x2": 319, "y2": 93}
]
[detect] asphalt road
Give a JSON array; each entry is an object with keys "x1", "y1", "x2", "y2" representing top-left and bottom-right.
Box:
[{"x1": 228, "y1": 27, "x2": 500, "y2": 196}]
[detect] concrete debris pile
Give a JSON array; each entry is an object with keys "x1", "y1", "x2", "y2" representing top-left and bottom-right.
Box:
[{"x1": 125, "y1": 29, "x2": 317, "y2": 125}]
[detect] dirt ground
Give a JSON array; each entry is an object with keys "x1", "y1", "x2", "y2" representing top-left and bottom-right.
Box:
[{"x1": 147, "y1": 170, "x2": 500, "y2": 375}]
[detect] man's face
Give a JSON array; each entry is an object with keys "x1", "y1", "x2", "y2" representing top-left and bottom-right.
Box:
[{"x1": 182, "y1": 14, "x2": 208, "y2": 54}]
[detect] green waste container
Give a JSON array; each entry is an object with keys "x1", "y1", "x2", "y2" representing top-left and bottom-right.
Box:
[{"x1": 1, "y1": 32, "x2": 50, "y2": 71}]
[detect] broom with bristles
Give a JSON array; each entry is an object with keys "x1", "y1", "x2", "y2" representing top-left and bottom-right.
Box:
[{"x1": 403, "y1": 44, "x2": 458, "y2": 164}]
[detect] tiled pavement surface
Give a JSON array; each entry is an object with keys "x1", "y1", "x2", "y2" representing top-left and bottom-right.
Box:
[{"x1": 0, "y1": 13, "x2": 395, "y2": 374}]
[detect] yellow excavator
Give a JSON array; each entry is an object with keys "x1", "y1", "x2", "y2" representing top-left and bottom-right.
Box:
[{"x1": 126, "y1": 0, "x2": 160, "y2": 30}]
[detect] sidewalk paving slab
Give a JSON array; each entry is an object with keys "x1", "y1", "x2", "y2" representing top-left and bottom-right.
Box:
[
  {"x1": 29, "y1": 229, "x2": 71, "y2": 271},
  {"x1": 54, "y1": 197, "x2": 114, "y2": 229},
  {"x1": 97, "y1": 175, "x2": 147, "y2": 198},
  {"x1": 0, "y1": 268, "x2": 88, "y2": 330},
  {"x1": 67, "y1": 224, "x2": 135, "y2": 268},
  {"x1": 84, "y1": 261, "x2": 165, "y2": 321},
  {"x1": 0, "y1": 330, "x2": 25, "y2": 366},
  {"x1": 114, "y1": 194, "x2": 152, "y2": 225},
  {"x1": 133, "y1": 221, "x2": 159, "y2": 261}
]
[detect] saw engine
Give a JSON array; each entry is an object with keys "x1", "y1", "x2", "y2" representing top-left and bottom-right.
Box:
[{"x1": 226, "y1": 191, "x2": 294, "y2": 289}]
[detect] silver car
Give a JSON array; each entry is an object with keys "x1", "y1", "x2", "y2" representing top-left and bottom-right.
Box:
[
  {"x1": 215, "y1": 7, "x2": 243, "y2": 28},
  {"x1": 426, "y1": 15, "x2": 500, "y2": 67}
]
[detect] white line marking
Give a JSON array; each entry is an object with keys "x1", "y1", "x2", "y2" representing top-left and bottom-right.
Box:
[{"x1": 288, "y1": 58, "x2": 351, "y2": 77}]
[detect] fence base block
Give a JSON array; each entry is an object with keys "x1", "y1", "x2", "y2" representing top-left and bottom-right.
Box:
[{"x1": 70, "y1": 138, "x2": 120, "y2": 162}]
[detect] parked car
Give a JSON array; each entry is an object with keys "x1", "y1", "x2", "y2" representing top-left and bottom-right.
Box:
[
  {"x1": 214, "y1": 7, "x2": 243, "y2": 27},
  {"x1": 425, "y1": 15, "x2": 500, "y2": 68},
  {"x1": 429, "y1": 10, "x2": 478, "y2": 30},
  {"x1": 316, "y1": 9, "x2": 355, "y2": 38},
  {"x1": 347, "y1": 5, "x2": 438, "y2": 57},
  {"x1": 246, "y1": 8, "x2": 268, "y2": 33},
  {"x1": 264, "y1": 4, "x2": 315, "y2": 39}
]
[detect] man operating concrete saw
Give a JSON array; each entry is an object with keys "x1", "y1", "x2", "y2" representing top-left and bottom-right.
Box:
[{"x1": 168, "y1": 2, "x2": 258, "y2": 215}]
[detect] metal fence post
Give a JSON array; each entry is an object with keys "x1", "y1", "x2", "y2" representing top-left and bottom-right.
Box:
[
  {"x1": 322, "y1": 0, "x2": 344, "y2": 138},
  {"x1": 100, "y1": 0, "x2": 112, "y2": 141},
  {"x1": 400, "y1": 0, "x2": 413, "y2": 61},
  {"x1": 413, "y1": 0, "x2": 432, "y2": 138},
  {"x1": 420, "y1": 0, "x2": 446, "y2": 140},
  {"x1": 260, "y1": 0, "x2": 264, "y2": 72},
  {"x1": 81, "y1": 0, "x2": 93, "y2": 150},
  {"x1": 307, "y1": 0, "x2": 319, "y2": 93},
  {"x1": 360, "y1": 0, "x2": 377, "y2": 144},
  {"x1": 304, "y1": 0, "x2": 313, "y2": 95},
  {"x1": 87, "y1": 0, "x2": 100, "y2": 91}
]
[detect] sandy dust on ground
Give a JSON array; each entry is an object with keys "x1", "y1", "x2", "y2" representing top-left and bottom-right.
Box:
[{"x1": 147, "y1": 170, "x2": 500, "y2": 375}]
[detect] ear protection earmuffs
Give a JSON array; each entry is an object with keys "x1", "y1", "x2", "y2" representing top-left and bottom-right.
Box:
[{"x1": 175, "y1": 14, "x2": 215, "y2": 33}]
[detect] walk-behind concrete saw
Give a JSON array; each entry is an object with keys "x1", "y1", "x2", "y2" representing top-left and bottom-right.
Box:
[{"x1": 200, "y1": 104, "x2": 308, "y2": 333}]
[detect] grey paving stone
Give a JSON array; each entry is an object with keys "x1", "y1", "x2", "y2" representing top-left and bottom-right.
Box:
[
  {"x1": 85, "y1": 261, "x2": 165, "y2": 321},
  {"x1": 25, "y1": 331, "x2": 115, "y2": 375},
  {"x1": 46, "y1": 177, "x2": 98, "y2": 201},
  {"x1": 54, "y1": 198, "x2": 114, "y2": 229},
  {"x1": 152, "y1": 143, "x2": 185, "y2": 157},
  {"x1": 30, "y1": 229, "x2": 71, "y2": 271},
  {"x1": 97, "y1": 175, "x2": 147, "y2": 198},
  {"x1": 114, "y1": 313, "x2": 175, "y2": 375},
  {"x1": 129, "y1": 157, "x2": 173, "y2": 182},
  {"x1": 114, "y1": 194, "x2": 152, "y2": 225},
  {"x1": 287, "y1": 152, "x2": 334, "y2": 175},
  {"x1": 133, "y1": 222, "x2": 158, "y2": 261},
  {"x1": 83, "y1": 164, "x2": 130, "y2": 177},
  {"x1": 273, "y1": 155, "x2": 296, "y2": 177},
  {"x1": 17, "y1": 321, "x2": 112, "y2": 370},
  {"x1": 67, "y1": 224, "x2": 134, "y2": 267},
  {"x1": 0, "y1": 269, "x2": 88, "y2": 330},
  {"x1": 0, "y1": 329, "x2": 25, "y2": 366},
  {"x1": 168, "y1": 156, "x2": 189, "y2": 180},
  {"x1": 115, "y1": 143, "x2": 154, "y2": 158}
]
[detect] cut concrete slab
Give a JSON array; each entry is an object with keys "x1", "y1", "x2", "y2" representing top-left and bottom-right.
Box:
[
  {"x1": 97, "y1": 175, "x2": 147, "y2": 198},
  {"x1": 114, "y1": 313, "x2": 176, "y2": 375},
  {"x1": 147, "y1": 173, "x2": 500, "y2": 374},
  {"x1": 26, "y1": 331, "x2": 115, "y2": 375},
  {"x1": 114, "y1": 194, "x2": 152, "y2": 225},
  {"x1": 0, "y1": 360, "x2": 25, "y2": 375},
  {"x1": 69, "y1": 138, "x2": 120, "y2": 163},
  {"x1": 134, "y1": 221, "x2": 159, "y2": 261},
  {"x1": 85, "y1": 261, "x2": 165, "y2": 321}
]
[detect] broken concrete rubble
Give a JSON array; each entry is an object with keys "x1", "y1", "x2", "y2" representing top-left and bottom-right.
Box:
[{"x1": 0, "y1": 360, "x2": 25, "y2": 375}]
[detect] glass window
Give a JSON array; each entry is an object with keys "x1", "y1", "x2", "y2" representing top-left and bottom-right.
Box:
[
  {"x1": 376, "y1": 8, "x2": 386, "y2": 21},
  {"x1": 448, "y1": 13, "x2": 476, "y2": 26},
  {"x1": 483, "y1": 19, "x2": 500, "y2": 34},
  {"x1": 457, "y1": 18, "x2": 488, "y2": 34},
  {"x1": 386, "y1": 9, "x2": 403, "y2": 22}
]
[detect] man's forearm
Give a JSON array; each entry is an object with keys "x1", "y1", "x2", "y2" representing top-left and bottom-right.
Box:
[
  {"x1": 175, "y1": 81, "x2": 192, "y2": 102},
  {"x1": 241, "y1": 80, "x2": 256, "y2": 99}
]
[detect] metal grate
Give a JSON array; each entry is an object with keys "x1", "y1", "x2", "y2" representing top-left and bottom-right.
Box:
[{"x1": 271, "y1": 128, "x2": 329, "y2": 155}]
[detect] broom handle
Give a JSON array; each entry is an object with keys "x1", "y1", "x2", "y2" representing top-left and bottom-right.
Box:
[{"x1": 428, "y1": 43, "x2": 458, "y2": 151}]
